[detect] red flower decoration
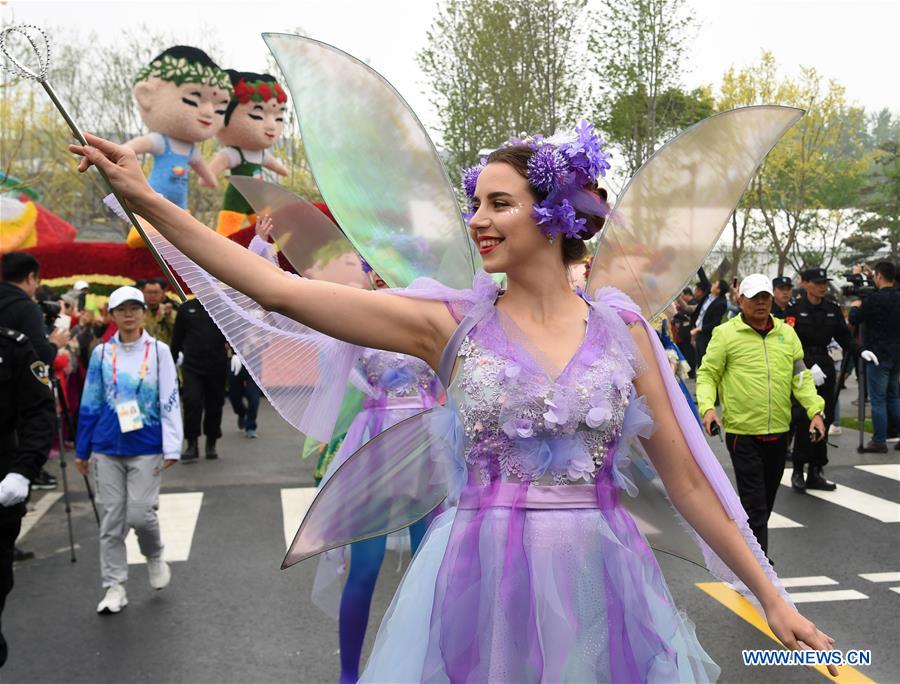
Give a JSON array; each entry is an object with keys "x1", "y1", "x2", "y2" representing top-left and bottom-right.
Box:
[
  {"x1": 274, "y1": 83, "x2": 287, "y2": 103},
  {"x1": 234, "y1": 80, "x2": 254, "y2": 104},
  {"x1": 258, "y1": 82, "x2": 273, "y2": 101}
]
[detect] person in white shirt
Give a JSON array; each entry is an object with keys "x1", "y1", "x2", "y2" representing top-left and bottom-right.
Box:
[{"x1": 76, "y1": 286, "x2": 183, "y2": 614}]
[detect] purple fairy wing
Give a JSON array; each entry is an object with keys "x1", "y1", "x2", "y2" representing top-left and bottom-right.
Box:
[
  {"x1": 263, "y1": 33, "x2": 477, "y2": 290},
  {"x1": 587, "y1": 105, "x2": 804, "y2": 319},
  {"x1": 138, "y1": 219, "x2": 361, "y2": 444},
  {"x1": 283, "y1": 405, "x2": 462, "y2": 567}
]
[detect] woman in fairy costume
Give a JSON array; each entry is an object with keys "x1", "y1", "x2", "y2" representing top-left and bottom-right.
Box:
[
  {"x1": 74, "y1": 130, "x2": 836, "y2": 682},
  {"x1": 71, "y1": 34, "x2": 838, "y2": 683}
]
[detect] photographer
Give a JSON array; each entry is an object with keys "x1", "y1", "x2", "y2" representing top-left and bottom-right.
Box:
[
  {"x1": 849, "y1": 261, "x2": 900, "y2": 452},
  {"x1": 0, "y1": 253, "x2": 70, "y2": 365}
]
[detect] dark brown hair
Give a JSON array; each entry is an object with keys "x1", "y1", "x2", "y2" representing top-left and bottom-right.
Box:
[{"x1": 485, "y1": 144, "x2": 607, "y2": 265}]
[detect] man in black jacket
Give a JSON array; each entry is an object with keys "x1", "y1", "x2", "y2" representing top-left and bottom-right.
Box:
[
  {"x1": 691, "y1": 279, "x2": 729, "y2": 366},
  {"x1": 0, "y1": 252, "x2": 68, "y2": 490},
  {"x1": 0, "y1": 328, "x2": 55, "y2": 666},
  {"x1": 171, "y1": 299, "x2": 228, "y2": 461},
  {"x1": 849, "y1": 261, "x2": 900, "y2": 452}
]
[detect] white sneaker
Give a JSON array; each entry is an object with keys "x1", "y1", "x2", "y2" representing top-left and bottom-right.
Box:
[
  {"x1": 97, "y1": 583, "x2": 127, "y2": 614},
  {"x1": 147, "y1": 558, "x2": 171, "y2": 590},
  {"x1": 828, "y1": 424, "x2": 843, "y2": 436}
]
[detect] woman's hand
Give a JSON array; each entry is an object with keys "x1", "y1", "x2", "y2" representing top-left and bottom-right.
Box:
[
  {"x1": 765, "y1": 598, "x2": 838, "y2": 676},
  {"x1": 69, "y1": 133, "x2": 156, "y2": 209}
]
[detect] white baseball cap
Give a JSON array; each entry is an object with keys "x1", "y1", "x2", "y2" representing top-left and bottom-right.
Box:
[
  {"x1": 739, "y1": 274, "x2": 774, "y2": 299},
  {"x1": 108, "y1": 286, "x2": 146, "y2": 311},
  {"x1": 73, "y1": 279, "x2": 90, "y2": 291}
]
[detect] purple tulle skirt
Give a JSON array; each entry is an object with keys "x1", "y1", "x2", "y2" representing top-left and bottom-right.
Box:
[{"x1": 362, "y1": 479, "x2": 720, "y2": 683}]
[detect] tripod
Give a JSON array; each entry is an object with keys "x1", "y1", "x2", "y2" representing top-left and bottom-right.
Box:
[{"x1": 50, "y1": 375, "x2": 101, "y2": 563}]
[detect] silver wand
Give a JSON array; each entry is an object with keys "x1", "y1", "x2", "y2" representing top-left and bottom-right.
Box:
[{"x1": 0, "y1": 25, "x2": 187, "y2": 301}]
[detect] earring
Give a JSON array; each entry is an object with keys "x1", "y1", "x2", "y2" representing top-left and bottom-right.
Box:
[{"x1": 546, "y1": 234, "x2": 555, "y2": 245}]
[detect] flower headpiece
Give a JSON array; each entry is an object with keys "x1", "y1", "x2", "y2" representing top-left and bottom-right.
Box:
[
  {"x1": 462, "y1": 119, "x2": 611, "y2": 241},
  {"x1": 233, "y1": 78, "x2": 288, "y2": 105},
  {"x1": 135, "y1": 54, "x2": 232, "y2": 92}
]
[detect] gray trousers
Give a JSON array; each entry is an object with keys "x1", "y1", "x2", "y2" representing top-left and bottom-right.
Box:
[{"x1": 92, "y1": 453, "x2": 164, "y2": 587}]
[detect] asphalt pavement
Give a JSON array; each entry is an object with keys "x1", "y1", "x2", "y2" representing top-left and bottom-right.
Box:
[{"x1": 5, "y1": 375, "x2": 899, "y2": 683}]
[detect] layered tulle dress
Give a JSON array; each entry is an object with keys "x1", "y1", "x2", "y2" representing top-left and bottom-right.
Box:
[{"x1": 360, "y1": 284, "x2": 722, "y2": 682}]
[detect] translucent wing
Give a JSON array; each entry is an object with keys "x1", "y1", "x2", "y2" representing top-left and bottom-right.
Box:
[
  {"x1": 264, "y1": 33, "x2": 476, "y2": 289},
  {"x1": 229, "y1": 176, "x2": 370, "y2": 288},
  {"x1": 283, "y1": 407, "x2": 454, "y2": 568},
  {"x1": 587, "y1": 106, "x2": 804, "y2": 318}
]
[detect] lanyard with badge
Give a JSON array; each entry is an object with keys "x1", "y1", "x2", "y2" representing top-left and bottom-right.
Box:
[{"x1": 111, "y1": 341, "x2": 151, "y2": 433}]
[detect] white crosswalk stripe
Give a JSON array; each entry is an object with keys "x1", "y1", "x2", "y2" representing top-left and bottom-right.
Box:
[
  {"x1": 125, "y1": 492, "x2": 203, "y2": 564},
  {"x1": 779, "y1": 472, "x2": 900, "y2": 523},
  {"x1": 778, "y1": 576, "x2": 838, "y2": 588},
  {"x1": 859, "y1": 571, "x2": 900, "y2": 583},
  {"x1": 280, "y1": 487, "x2": 317, "y2": 550},
  {"x1": 788, "y1": 589, "x2": 868, "y2": 603},
  {"x1": 768, "y1": 511, "x2": 803, "y2": 528},
  {"x1": 855, "y1": 463, "x2": 900, "y2": 482}
]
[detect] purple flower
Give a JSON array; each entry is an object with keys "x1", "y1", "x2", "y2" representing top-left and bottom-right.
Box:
[
  {"x1": 560, "y1": 120, "x2": 611, "y2": 182},
  {"x1": 359, "y1": 257, "x2": 373, "y2": 273},
  {"x1": 379, "y1": 366, "x2": 416, "y2": 390},
  {"x1": 566, "y1": 451, "x2": 595, "y2": 482},
  {"x1": 532, "y1": 197, "x2": 587, "y2": 240},
  {"x1": 461, "y1": 158, "x2": 486, "y2": 198},
  {"x1": 501, "y1": 363, "x2": 521, "y2": 381},
  {"x1": 586, "y1": 405, "x2": 612, "y2": 429},
  {"x1": 502, "y1": 417, "x2": 534, "y2": 439},
  {"x1": 543, "y1": 397, "x2": 570, "y2": 425},
  {"x1": 527, "y1": 145, "x2": 570, "y2": 194}
]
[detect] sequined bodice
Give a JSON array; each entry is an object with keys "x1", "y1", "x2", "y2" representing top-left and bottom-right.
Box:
[
  {"x1": 448, "y1": 304, "x2": 639, "y2": 485},
  {"x1": 359, "y1": 349, "x2": 439, "y2": 400}
]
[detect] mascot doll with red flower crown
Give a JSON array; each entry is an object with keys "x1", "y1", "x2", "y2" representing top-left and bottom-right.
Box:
[
  {"x1": 208, "y1": 71, "x2": 289, "y2": 236},
  {"x1": 123, "y1": 46, "x2": 232, "y2": 247}
]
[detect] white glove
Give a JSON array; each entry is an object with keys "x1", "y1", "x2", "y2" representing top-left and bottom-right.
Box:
[
  {"x1": 861, "y1": 350, "x2": 879, "y2": 366},
  {"x1": 230, "y1": 355, "x2": 242, "y2": 375},
  {"x1": 809, "y1": 364, "x2": 827, "y2": 387},
  {"x1": 176, "y1": 352, "x2": 184, "y2": 368},
  {"x1": 0, "y1": 473, "x2": 30, "y2": 507}
]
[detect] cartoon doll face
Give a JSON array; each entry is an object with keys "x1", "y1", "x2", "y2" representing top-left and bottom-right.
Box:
[
  {"x1": 134, "y1": 76, "x2": 230, "y2": 143},
  {"x1": 217, "y1": 77, "x2": 287, "y2": 151},
  {"x1": 218, "y1": 95, "x2": 286, "y2": 150}
]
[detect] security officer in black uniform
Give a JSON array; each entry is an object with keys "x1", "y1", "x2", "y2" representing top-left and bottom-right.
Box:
[
  {"x1": 785, "y1": 268, "x2": 857, "y2": 492},
  {"x1": 0, "y1": 327, "x2": 55, "y2": 667},
  {"x1": 170, "y1": 298, "x2": 228, "y2": 461},
  {"x1": 771, "y1": 275, "x2": 794, "y2": 319}
]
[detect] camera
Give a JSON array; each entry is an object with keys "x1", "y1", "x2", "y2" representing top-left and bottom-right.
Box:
[
  {"x1": 841, "y1": 272, "x2": 876, "y2": 300},
  {"x1": 38, "y1": 300, "x2": 61, "y2": 329}
]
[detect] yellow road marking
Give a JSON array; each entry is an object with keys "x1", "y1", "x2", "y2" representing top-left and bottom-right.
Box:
[{"x1": 696, "y1": 582, "x2": 876, "y2": 683}]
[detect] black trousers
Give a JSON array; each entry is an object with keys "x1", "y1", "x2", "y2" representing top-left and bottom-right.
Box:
[
  {"x1": 0, "y1": 508, "x2": 24, "y2": 668},
  {"x1": 792, "y1": 365, "x2": 835, "y2": 468},
  {"x1": 725, "y1": 432, "x2": 788, "y2": 556},
  {"x1": 182, "y1": 363, "x2": 227, "y2": 441}
]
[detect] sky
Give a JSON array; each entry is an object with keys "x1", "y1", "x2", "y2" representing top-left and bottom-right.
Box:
[{"x1": 1, "y1": 0, "x2": 898, "y2": 136}]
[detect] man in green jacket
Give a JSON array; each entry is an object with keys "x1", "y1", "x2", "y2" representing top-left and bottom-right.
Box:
[{"x1": 697, "y1": 273, "x2": 826, "y2": 558}]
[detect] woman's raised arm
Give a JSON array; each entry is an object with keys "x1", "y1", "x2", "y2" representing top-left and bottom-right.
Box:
[
  {"x1": 70, "y1": 134, "x2": 456, "y2": 367},
  {"x1": 627, "y1": 323, "x2": 840, "y2": 676}
]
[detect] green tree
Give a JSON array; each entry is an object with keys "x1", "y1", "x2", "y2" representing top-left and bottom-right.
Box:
[
  {"x1": 418, "y1": 0, "x2": 589, "y2": 173},
  {"x1": 590, "y1": 0, "x2": 699, "y2": 174},
  {"x1": 852, "y1": 135, "x2": 900, "y2": 261},
  {"x1": 716, "y1": 51, "x2": 870, "y2": 275}
]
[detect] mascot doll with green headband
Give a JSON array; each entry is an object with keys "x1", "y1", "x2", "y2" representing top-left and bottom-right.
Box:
[
  {"x1": 209, "y1": 71, "x2": 289, "y2": 236},
  {"x1": 124, "y1": 46, "x2": 232, "y2": 247}
]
